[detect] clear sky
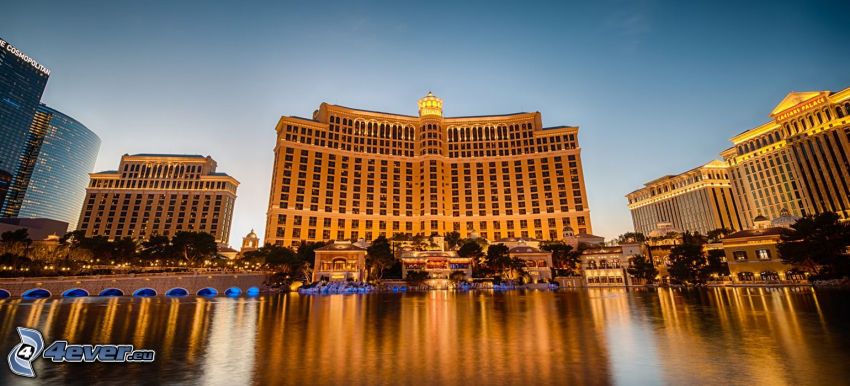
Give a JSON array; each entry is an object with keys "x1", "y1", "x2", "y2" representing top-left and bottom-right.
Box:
[{"x1": 4, "y1": 0, "x2": 850, "y2": 244}]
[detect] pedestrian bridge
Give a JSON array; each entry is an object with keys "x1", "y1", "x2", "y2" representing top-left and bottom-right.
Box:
[{"x1": 0, "y1": 272, "x2": 268, "y2": 299}]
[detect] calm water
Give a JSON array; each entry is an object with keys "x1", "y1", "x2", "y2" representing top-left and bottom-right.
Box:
[{"x1": 1, "y1": 288, "x2": 849, "y2": 385}]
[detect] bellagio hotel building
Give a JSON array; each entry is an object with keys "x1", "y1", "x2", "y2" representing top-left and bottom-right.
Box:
[
  {"x1": 77, "y1": 154, "x2": 239, "y2": 244},
  {"x1": 265, "y1": 92, "x2": 592, "y2": 247}
]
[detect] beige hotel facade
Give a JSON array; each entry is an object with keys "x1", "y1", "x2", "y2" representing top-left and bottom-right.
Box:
[
  {"x1": 265, "y1": 92, "x2": 592, "y2": 247},
  {"x1": 77, "y1": 154, "x2": 239, "y2": 244},
  {"x1": 626, "y1": 160, "x2": 743, "y2": 236},
  {"x1": 628, "y1": 86, "x2": 850, "y2": 235}
]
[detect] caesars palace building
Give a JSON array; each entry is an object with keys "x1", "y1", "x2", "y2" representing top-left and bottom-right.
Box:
[{"x1": 264, "y1": 92, "x2": 592, "y2": 247}]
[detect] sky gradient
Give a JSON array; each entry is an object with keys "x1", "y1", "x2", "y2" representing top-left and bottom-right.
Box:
[{"x1": 4, "y1": 0, "x2": 850, "y2": 244}]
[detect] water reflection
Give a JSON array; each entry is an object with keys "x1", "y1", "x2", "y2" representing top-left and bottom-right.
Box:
[{"x1": 0, "y1": 288, "x2": 848, "y2": 385}]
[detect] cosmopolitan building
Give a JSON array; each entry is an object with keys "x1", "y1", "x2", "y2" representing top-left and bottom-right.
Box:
[
  {"x1": 0, "y1": 37, "x2": 50, "y2": 214},
  {"x1": 77, "y1": 154, "x2": 239, "y2": 244},
  {"x1": 626, "y1": 160, "x2": 743, "y2": 236},
  {"x1": 10, "y1": 104, "x2": 100, "y2": 229},
  {"x1": 265, "y1": 92, "x2": 592, "y2": 246}
]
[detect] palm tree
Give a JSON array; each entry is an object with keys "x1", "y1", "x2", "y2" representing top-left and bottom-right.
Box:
[{"x1": 778, "y1": 212, "x2": 850, "y2": 278}]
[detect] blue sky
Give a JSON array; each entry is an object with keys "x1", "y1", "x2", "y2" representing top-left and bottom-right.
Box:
[{"x1": 4, "y1": 0, "x2": 850, "y2": 243}]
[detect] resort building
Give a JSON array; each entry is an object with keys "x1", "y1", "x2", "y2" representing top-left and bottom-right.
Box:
[
  {"x1": 507, "y1": 243, "x2": 553, "y2": 282},
  {"x1": 722, "y1": 88, "x2": 850, "y2": 227},
  {"x1": 77, "y1": 154, "x2": 239, "y2": 244},
  {"x1": 311, "y1": 240, "x2": 368, "y2": 282},
  {"x1": 644, "y1": 222, "x2": 683, "y2": 283},
  {"x1": 777, "y1": 90, "x2": 850, "y2": 220},
  {"x1": 581, "y1": 246, "x2": 630, "y2": 286},
  {"x1": 494, "y1": 236, "x2": 542, "y2": 249},
  {"x1": 399, "y1": 250, "x2": 473, "y2": 280},
  {"x1": 265, "y1": 92, "x2": 592, "y2": 247},
  {"x1": 626, "y1": 160, "x2": 743, "y2": 236},
  {"x1": 722, "y1": 209, "x2": 805, "y2": 284}
]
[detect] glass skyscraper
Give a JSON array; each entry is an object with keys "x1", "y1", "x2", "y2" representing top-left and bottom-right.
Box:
[
  {"x1": 15, "y1": 104, "x2": 100, "y2": 230},
  {"x1": 0, "y1": 37, "x2": 50, "y2": 214}
]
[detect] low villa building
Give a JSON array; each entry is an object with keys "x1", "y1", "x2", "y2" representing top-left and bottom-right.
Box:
[
  {"x1": 399, "y1": 250, "x2": 472, "y2": 280},
  {"x1": 312, "y1": 241, "x2": 368, "y2": 282},
  {"x1": 722, "y1": 210, "x2": 805, "y2": 284},
  {"x1": 645, "y1": 222, "x2": 683, "y2": 284},
  {"x1": 581, "y1": 246, "x2": 630, "y2": 286},
  {"x1": 494, "y1": 237, "x2": 543, "y2": 249},
  {"x1": 507, "y1": 244, "x2": 553, "y2": 282}
]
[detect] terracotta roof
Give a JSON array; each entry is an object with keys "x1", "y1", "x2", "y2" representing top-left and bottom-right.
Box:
[
  {"x1": 509, "y1": 246, "x2": 543, "y2": 253},
  {"x1": 725, "y1": 227, "x2": 790, "y2": 239},
  {"x1": 316, "y1": 242, "x2": 366, "y2": 251}
]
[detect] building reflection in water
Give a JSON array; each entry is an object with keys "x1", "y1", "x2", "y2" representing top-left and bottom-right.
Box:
[{"x1": 0, "y1": 288, "x2": 848, "y2": 385}]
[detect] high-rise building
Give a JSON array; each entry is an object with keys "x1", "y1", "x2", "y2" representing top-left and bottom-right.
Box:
[
  {"x1": 0, "y1": 37, "x2": 50, "y2": 212},
  {"x1": 265, "y1": 92, "x2": 592, "y2": 246},
  {"x1": 723, "y1": 88, "x2": 850, "y2": 225},
  {"x1": 631, "y1": 86, "x2": 850, "y2": 236},
  {"x1": 77, "y1": 154, "x2": 239, "y2": 243},
  {"x1": 775, "y1": 90, "x2": 850, "y2": 219},
  {"x1": 6, "y1": 104, "x2": 100, "y2": 229},
  {"x1": 626, "y1": 160, "x2": 743, "y2": 236}
]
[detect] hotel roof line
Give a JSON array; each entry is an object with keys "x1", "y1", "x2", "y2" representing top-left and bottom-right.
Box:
[
  {"x1": 626, "y1": 159, "x2": 727, "y2": 196},
  {"x1": 728, "y1": 86, "x2": 850, "y2": 143},
  {"x1": 282, "y1": 103, "x2": 578, "y2": 129}
]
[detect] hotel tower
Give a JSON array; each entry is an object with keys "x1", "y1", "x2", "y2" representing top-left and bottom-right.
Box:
[
  {"x1": 628, "y1": 86, "x2": 850, "y2": 235},
  {"x1": 77, "y1": 154, "x2": 239, "y2": 244},
  {"x1": 265, "y1": 92, "x2": 592, "y2": 246}
]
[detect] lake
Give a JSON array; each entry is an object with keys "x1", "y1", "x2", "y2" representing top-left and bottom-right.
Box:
[{"x1": 1, "y1": 288, "x2": 849, "y2": 385}]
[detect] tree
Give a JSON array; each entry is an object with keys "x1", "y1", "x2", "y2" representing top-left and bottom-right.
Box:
[
  {"x1": 111, "y1": 237, "x2": 138, "y2": 262},
  {"x1": 296, "y1": 240, "x2": 328, "y2": 266},
  {"x1": 458, "y1": 240, "x2": 484, "y2": 260},
  {"x1": 405, "y1": 270, "x2": 429, "y2": 287},
  {"x1": 449, "y1": 270, "x2": 466, "y2": 283},
  {"x1": 79, "y1": 236, "x2": 115, "y2": 261},
  {"x1": 367, "y1": 236, "x2": 396, "y2": 280},
  {"x1": 778, "y1": 212, "x2": 850, "y2": 278},
  {"x1": 541, "y1": 241, "x2": 581, "y2": 276},
  {"x1": 484, "y1": 244, "x2": 525, "y2": 278},
  {"x1": 140, "y1": 235, "x2": 172, "y2": 260},
  {"x1": 1, "y1": 228, "x2": 32, "y2": 257},
  {"x1": 627, "y1": 254, "x2": 658, "y2": 284},
  {"x1": 667, "y1": 234, "x2": 708, "y2": 284},
  {"x1": 704, "y1": 249, "x2": 730, "y2": 278},
  {"x1": 444, "y1": 231, "x2": 461, "y2": 250},
  {"x1": 617, "y1": 232, "x2": 646, "y2": 244},
  {"x1": 706, "y1": 228, "x2": 733, "y2": 243},
  {"x1": 171, "y1": 231, "x2": 217, "y2": 263}
]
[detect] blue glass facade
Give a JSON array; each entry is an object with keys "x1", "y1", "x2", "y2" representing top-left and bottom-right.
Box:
[
  {"x1": 17, "y1": 105, "x2": 100, "y2": 230},
  {"x1": 0, "y1": 37, "x2": 49, "y2": 214}
]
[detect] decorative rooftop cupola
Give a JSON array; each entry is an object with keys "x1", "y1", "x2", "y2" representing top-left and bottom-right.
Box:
[
  {"x1": 417, "y1": 91, "x2": 443, "y2": 118},
  {"x1": 241, "y1": 229, "x2": 260, "y2": 252},
  {"x1": 753, "y1": 215, "x2": 771, "y2": 229}
]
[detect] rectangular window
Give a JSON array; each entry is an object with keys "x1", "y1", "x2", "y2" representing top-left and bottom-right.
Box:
[
  {"x1": 756, "y1": 249, "x2": 771, "y2": 260},
  {"x1": 733, "y1": 251, "x2": 747, "y2": 261}
]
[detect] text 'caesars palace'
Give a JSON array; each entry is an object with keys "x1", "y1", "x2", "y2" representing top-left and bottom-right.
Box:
[{"x1": 264, "y1": 92, "x2": 591, "y2": 246}]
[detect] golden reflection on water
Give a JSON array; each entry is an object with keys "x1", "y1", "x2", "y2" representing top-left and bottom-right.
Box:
[{"x1": 0, "y1": 288, "x2": 848, "y2": 386}]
